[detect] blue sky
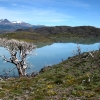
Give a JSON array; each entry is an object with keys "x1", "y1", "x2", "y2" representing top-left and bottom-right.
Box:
[{"x1": 0, "y1": 0, "x2": 100, "y2": 27}]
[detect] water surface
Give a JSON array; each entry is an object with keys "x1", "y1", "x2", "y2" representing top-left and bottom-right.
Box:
[{"x1": 0, "y1": 42, "x2": 99, "y2": 76}]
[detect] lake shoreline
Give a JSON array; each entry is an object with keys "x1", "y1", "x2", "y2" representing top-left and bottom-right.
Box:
[
  {"x1": 0, "y1": 50, "x2": 100, "y2": 99},
  {"x1": 0, "y1": 42, "x2": 100, "y2": 77}
]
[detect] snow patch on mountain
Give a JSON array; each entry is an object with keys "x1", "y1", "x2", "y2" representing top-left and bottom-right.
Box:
[{"x1": 12, "y1": 21, "x2": 24, "y2": 24}]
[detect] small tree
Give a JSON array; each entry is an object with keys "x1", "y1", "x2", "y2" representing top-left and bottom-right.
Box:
[
  {"x1": 0, "y1": 38, "x2": 36, "y2": 77},
  {"x1": 76, "y1": 44, "x2": 81, "y2": 55},
  {"x1": 72, "y1": 44, "x2": 81, "y2": 56}
]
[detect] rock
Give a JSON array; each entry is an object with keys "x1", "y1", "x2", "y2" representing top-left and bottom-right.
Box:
[
  {"x1": 26, "y1": 90, "x2": 29, "y2": 94},
  {"x1": 0, "y1": 77, "x2": 3, "y2": 81},
  {"x1": 0, "y1": 77, "x2": 5, "y2": 82}
]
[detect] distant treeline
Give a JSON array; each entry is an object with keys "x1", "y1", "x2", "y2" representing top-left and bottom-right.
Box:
[{"x1": 34, "y1": 26, "x2": 100, "y2": 37}]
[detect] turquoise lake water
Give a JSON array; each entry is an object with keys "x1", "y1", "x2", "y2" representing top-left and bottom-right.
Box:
[{"x1": 0, "y1": 42, "x2": 99, "y2": 76}]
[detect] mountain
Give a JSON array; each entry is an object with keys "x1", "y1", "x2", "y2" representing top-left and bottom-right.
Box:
[
  {"x1": 0, "y1": 19, "x2": 32, "y2": 32},
  {"x1": 0, "y1": 19, "x2": 11, "y2": 24},
  {"x1": 0, "y1": 19, "x2": 32, "y2": 26},
  {"x1": 0, "y1": 19, "x2": 45, "y2": 33}
]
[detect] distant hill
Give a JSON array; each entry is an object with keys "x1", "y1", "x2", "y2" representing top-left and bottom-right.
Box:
[
  {"x1": 34, "y1": 26, "x2": 100, "y2": 37},
  {"x1": 16, "y1": 28, "x2": 34, "y2": 32},
  {"x1": 1, "y1": 25, "x2": 100, "y2": 43},
  {"x1": 16, "y1": 25, "x2": 100, "y2": 37},
  {"x1": 0, "y1": 19, "x2": 45, "y2": 33}
]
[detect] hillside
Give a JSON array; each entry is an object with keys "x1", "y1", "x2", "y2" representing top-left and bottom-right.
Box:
[
  {"x1": 0, "y1": 31, "x2": 52, "y2": 43},
  {"x1": 0, "y1": 25, "x2": 100, "y2": 44},
  {"x1": 0, "y1": 50, "x2": 100, "y2": 99},
  {"x1": 34, "y1": 26, "x2": 100, "y2": 37},
  {"x1": 34, "y1": 26, "x2": 100, "y2": 42}
]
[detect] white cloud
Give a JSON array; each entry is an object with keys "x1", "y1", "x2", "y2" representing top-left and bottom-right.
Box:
[
  {"x1": 0, "y1": 6, "x2": 72, "y2": 25},
  {"x1": 27, "y1": 9, "x2": 73, "y2": 24},
  {"x1": 0, "y1": 7, "x2": 29, "y2": 21}
]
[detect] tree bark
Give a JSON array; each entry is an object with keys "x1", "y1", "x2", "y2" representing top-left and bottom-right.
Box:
[
  {"x1": 0, "y1": 38, "x2": 36, "y2": 77},
  {"x1": 16, "y1": 63, "x2": 26, "y2": 77}
]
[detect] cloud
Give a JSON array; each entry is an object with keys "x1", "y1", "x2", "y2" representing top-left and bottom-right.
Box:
[
  {"x1": 0, "y1": 7, "x2": 29, "y2": 21},
  {"x1": 57, "y1": 0, "x2": 90, "y2": 9},
  {"x1": 27, "y1": 9, "x2": 72, "y2": 24},
  {"x1": 69, "y1": 0, "x2": 90, "y2": 8},
  {"x1": 0, "y1": 0, "x2": 90, "y2": 7},
  {"x1": 71, "y1": 1, "x2": 90, "y2": 8},
  {"x1": 0, "y1": 6, "x2": 72, "y2": 25}
]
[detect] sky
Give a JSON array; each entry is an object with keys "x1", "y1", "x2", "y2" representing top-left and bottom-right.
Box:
[{"x1": 0, "y1": 0, "x2": 100, "y2": 27}]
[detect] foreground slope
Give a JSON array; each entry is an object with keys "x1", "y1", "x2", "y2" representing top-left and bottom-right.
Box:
[{"x1": 0, "y1": 50, "x2": 100, "y2": 100}]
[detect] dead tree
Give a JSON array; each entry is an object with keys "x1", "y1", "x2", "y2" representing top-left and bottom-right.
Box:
[
  {"x1": 76, "y1": 44, "x2": 81, "y2": 55},
  {"x1": 0, "y1": 38, "x2": 36, "y2": 77},
  {"x1": 72, "y1": 44, "x2": 81, "y2": 56}
]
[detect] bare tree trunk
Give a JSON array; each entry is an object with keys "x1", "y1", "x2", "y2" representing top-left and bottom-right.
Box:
[
  {"x1": 16, "y1": 63, "x2": 26, "y2": 77},
  {"x1": 0, "y1": 38, "x2": 36, "y2": 77},
  {"x1": 17, "y1": 68, "x2": 25, "y2": 77}
]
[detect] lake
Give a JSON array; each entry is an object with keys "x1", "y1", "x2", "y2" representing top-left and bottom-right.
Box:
[{"x1": 0, "y1": 42, "x2": 100, "y2": 76}]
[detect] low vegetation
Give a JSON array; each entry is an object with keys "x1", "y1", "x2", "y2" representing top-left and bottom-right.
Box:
[
  {"x1": 0, "y1": 31, "x2": 52, "y2": 43},
  {"x1": 34, "y1": 26, "x2": 100, "y2": 37},
  {"x1": 0, "y1": 26, "x2": 100, "y2": 43},
  {"x1": 0, "y1": 50, "x2": 100, "y2": 99}
]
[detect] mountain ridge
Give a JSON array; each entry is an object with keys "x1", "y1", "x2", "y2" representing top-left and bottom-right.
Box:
[
  {"x1": 0, "y1": 19, "x2": 31, "y2": 26},
  {"x1": 0, "y1": 19, "x2": 45, "y2": 33}
]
